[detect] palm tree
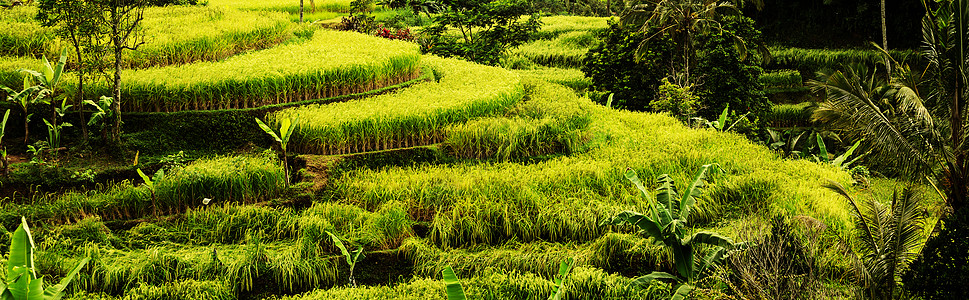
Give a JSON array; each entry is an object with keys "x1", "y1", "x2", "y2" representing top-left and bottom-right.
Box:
[
  {"x1": 620, "y1": 0, "x2": 764, "y2": 83},
  {"x1": 811, "y1": 0, "x2": 969, "y2": 211},
  {"x1": 881, "y1": 0, "x2": 890, "y2": 77},
  {"x1": 825, "y1": 181, "x2": 925, "y2": 300}
]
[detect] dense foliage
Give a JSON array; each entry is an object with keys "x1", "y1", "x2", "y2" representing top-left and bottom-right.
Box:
[
  {"x1": 904, "y1": 209, "x2": 969, "y2": 299},
  {"x1": 581, "y1": 19, "x2": 672, "y2": 110},
  {"x1": 582, "y1": 16, "x2": 769, "y2": 121},
  {"x1": 420, "y1": 0, "x2": 541, "y2": 65}
]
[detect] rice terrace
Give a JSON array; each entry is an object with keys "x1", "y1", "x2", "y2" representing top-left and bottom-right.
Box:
[{"x1": 0, "y1": 0, "x2": 966, "y2": 299}]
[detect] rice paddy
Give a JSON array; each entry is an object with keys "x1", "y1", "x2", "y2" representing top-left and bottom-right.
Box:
[
  {"x1": 84, "y1": 30, "x2": 421, "y2": 112},
  {"x1": 0, "y1": 6, "x2": 291, "y2": 68},
  {"x1": 0, "y1": 6, "x2": 932, "y2": 300},
  {"x1": 508, "y1": 16, "x2": 608, "y2": 69},
  {"x1": 207, "y1": 0, "x2": 358, "y2": 14},
  {"x1": 271, "y1": 55, "x2": 523, "y2": 154}
]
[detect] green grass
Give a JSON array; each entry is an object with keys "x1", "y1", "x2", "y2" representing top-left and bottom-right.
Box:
[
  {"x1": 83, "y1": 30, "x2": 421, "y2": 112},
  {"x1": 272, "y1": 55, "x2": 524, "y2": 155}
]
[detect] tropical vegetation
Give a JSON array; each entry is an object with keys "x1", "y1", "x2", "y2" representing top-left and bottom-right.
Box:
[{"x1": 0, "y1": 0, "x2": 957, "y2": 299}]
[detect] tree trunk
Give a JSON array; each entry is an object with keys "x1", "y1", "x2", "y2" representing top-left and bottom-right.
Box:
[
  {"x1": 282, "y1": 148, "x2": 290, "y2": 187},
  {"x1": 73, "y1": 41, "x2": 88, "y2": 140},
  {"x1": 881, "y1": 0, "x2": 890, "y2": 77},
  {"x1": 22, "y1": 107, "x2": 28, "y2": 147},
  {"x1": 951, "y1": 80, "x2": 965, "y2": 210},
  {"x1": 111, "y1": 11, "x2": 122, "y2": 144},
  {"x1": 300, "y1": 0, "x2": 304, "y2": 23}
]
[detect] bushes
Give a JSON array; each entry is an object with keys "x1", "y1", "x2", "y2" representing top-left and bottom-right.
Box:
[
  {"x1": 420, "y1": 0, "x2": 541, "y2": 66},
  {"x1": 582, "y1": 16, "x2": 769, "y2": 122},
  {"x1": 582, "y1": 19, "x2": 671, "y2": 110},
  {"x1": 693, "y1": 16, "x2": 770, "y2": 120},
  {"x1": 904, "y1": 209, "x2": 969, "y2": 299}
]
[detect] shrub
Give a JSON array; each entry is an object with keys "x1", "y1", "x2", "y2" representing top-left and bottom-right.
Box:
[
  {"x1": 903, "y1": 208, "x2": 969, "y2": 299},
  {"x1": 650, "y1": 78, "x2": 699, "y2": 121},
  {"x1": 581, "y1": 19, "x2": 673, "y2": 109},
  {"x1": 420, "y1": 0, "x2": 541, "y2": 66},
  {"x1": 693, "y1": 16, "x2": 770, "y2": 121}
]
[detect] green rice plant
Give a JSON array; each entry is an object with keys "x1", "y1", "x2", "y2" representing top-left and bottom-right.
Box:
[
  {"x1": 0, "y1": 6, "x2": 56, "y2": 57},
  {"x1": 154, "y1": 154, "x2": 287, "y2": 211},
  {"x1": 443, "y1": 82, "x2": 594, "y2": 160},
  {"x1": 273, "y1": 55, "x2": 523, "y2": 155},
  {"x1": 533, "y1": 16, "x2": 609, "y2": 39},
  {"x1": 513, "y1": 68, "x2": 591, "y2": 91},
  {"x1": 119, "y1": 280, "x2": 233, "y2": 300},
  {"x1": 207, "y1": 0, "x2": 357, "y2": 14},
  {"x1": 1, "y1": 217, "x2": 90, "y2": 300},
  {"x1": 0, "y1": 155, "x2": 286, "y2": 223},
  {"x1": 0, "y1": 6, "x2": 290, "y2": 67},
  {"x1": 764, "y1": 102, "x2": 813, "y2": 128},
  {"x1": 509, "y1": 38, "x2": 589, "y2": 69},
  {"x1": 0, "y1": 56, "x2": 44, "y2": 91},
  {"x1": 759, "y1": 69, "x2": 802, "y2": 89},
  {"x1": 126, "y1": 6, "x2": 292, "y2": 69},
  {"x1": 84, "y1": 30, "x2": 422, "y2": 112},
  {"x1": 769, "y1": 47, "x2": 919, "y2": 73}
]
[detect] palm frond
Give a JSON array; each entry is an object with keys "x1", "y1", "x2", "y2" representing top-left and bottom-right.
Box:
[{"x1": 811, "y1": 67, "x2": 935, "y2": 177}]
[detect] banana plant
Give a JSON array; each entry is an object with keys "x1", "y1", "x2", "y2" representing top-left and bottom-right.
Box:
[
  {"x1": 691, "y1": 104, "x2": 750, "y2": 132},
  {"x1": 439, "y1": 258, "x2": 575, "y2": 300},
  {"x1": 20, "y1": 48, "x2": 69, "y2": 101},
  {"x1": 2, "y1": 76, "x2": 42, "y2": 147},
  {"x1": 549, "y1": 257, "x2": 575, "y2": 300},
  {"x1": 1, "y1": 109, "x2": 9, "y2": 176},
  {"x1": 442, "y1": 266, "x2": 466, "y2": 300},
  {"x1": 0, "y1": 217, "x2": 90, "y2": 300},
  {"x1": 43, "y1": 99, "x2": 73, "y2": 153},
  {"x1": 137, "y1": 168, "x2": 165, "y2": 218},
  {"x1": 255, "y1": 117, "x2": 298, "y2": 187},
  {"x1": 84, "y1": 96, "x2": 114, "y2": 140},
  {"x1": 326, "y1": 231, "x2": 364, "y2": 287},
  {"x1": 605, "y1": 165, "x2": 745, "y2": 299},
  {"x1": 815, "y1": 136, "x2": 865, "y2": 169}
]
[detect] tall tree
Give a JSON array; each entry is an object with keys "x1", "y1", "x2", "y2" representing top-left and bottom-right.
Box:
[
  {"x1": 100, "y1": 0, "x2": 147, "y2": 143},
  {"x1": 621, "y1": 0, "x2": 765, "y2": 84},
  {"x1": 881, "y1": 0, "x2": 890, "y2": 77},
  {"x1": 36, "y1": 0, "x2": 107, "y2": 140}
]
